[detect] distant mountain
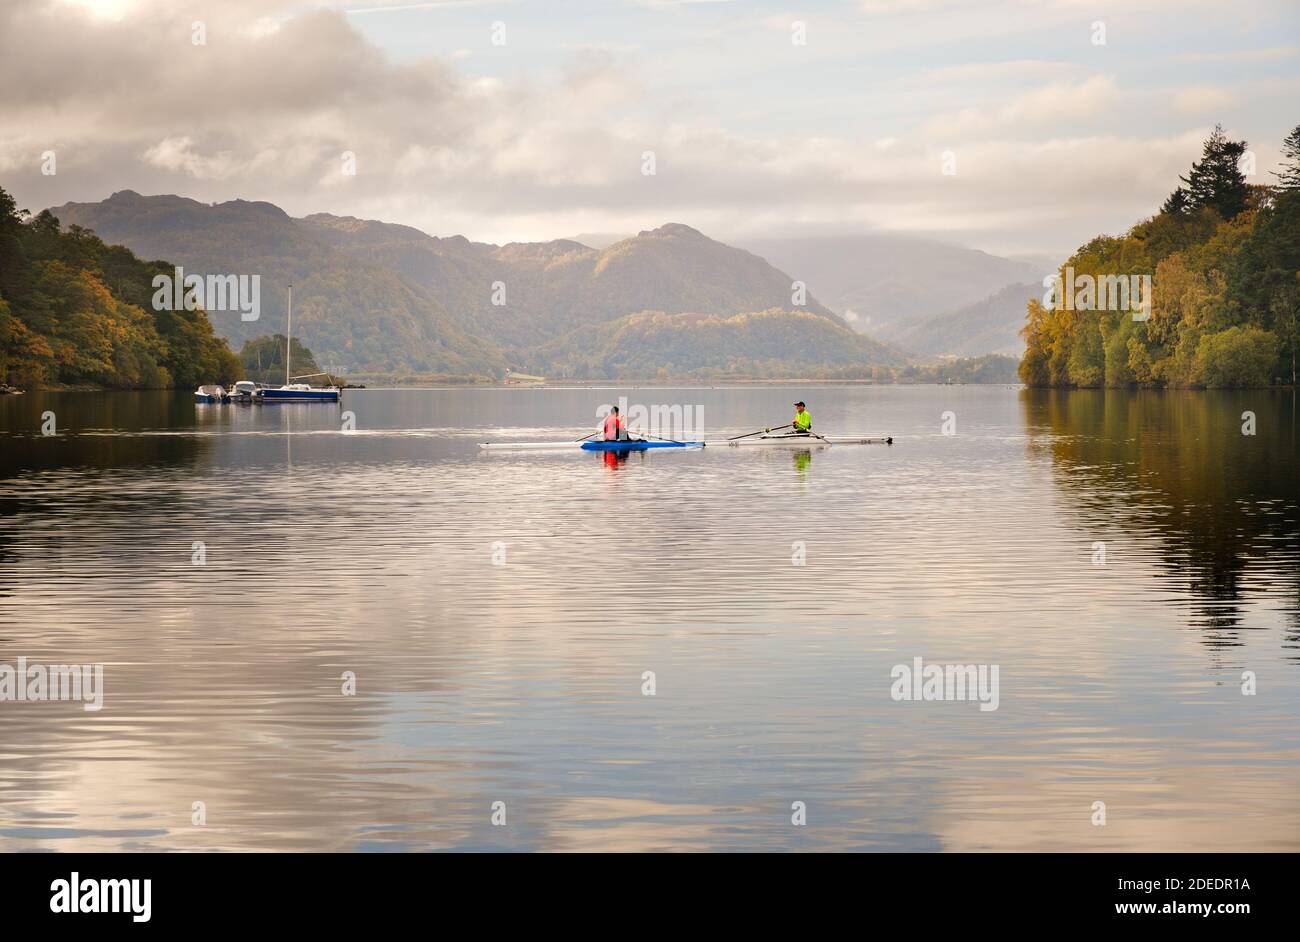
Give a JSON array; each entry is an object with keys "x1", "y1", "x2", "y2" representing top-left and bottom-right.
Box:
[
  {"x1": 529, "y1": 308, "x2": 904, "y2": 380},
  {"x1": 49, "y1": 191, "x2": 501, "y2": 376},
  {"x1": 1006, "y1": 252, "x2": 1060, "y2": 273},
  {"x1": 893, "y1": 281, "x2": 1042, "y2": 358},
  {"x1": 299, "y1": 216, "x2": 845, "y2": 350},
  {"x1": 738, "y1": 234, "x2": 1049, "y2": 343},
  {"x1": 567, "y1": 232, "x2": 630, "y2": 250},
  {"x1": 49, "y1": 193, "x2": 854, "y2": 377}
]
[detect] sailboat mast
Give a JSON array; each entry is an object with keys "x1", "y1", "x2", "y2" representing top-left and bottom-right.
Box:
[{"x1": 286, "y1": 283, "x2": 292, "y2": 386}]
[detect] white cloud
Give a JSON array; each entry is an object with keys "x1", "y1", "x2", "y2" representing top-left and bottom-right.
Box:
[
  {"x1": 922, "y1": 60, "x2": 1084, "y2": 84},
  {"x1": 3, "y1": 0, "x2": 1295, "y2": 258},
  {"x1": 860, "y1": 0, "x2": 956, "y2": 13},
  {"x1": 1167, "y1": 45, "x2": 1298, "y2": 65},
  {"x1": 926, "y1": 76, "x2": 1122, "y2": 138},
  {"x1": 53, "y1": 0, "x2": 142, "y2": 20},
  {"x1": 1172, "y1": 85, "x2": 1236, "y2": 115}
]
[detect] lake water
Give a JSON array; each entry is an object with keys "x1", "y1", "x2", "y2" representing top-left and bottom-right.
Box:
[{"x1": 0, "y1": 385, "x2": 1297, "y2": 851}]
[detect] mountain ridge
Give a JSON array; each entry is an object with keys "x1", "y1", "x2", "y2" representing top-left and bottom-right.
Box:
[{"x1": 49, "y1": 192, "x2": 856, "y2": 377}]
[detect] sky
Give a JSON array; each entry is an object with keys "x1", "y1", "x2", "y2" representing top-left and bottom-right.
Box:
[{"x1": 1, "y1": 0, "x2": 1296, "y2": 257}]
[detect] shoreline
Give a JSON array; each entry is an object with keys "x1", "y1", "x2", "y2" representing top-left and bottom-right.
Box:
[
  {"x1": 13, "y1": 381, "x2": 1298, "y2": 393},
  {"x1": 10, "y1": 375, "x2": 1296, "y2": 393}
]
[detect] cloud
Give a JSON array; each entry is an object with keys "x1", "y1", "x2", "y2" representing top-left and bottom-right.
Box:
[
  {"x1": 343, "y1": 0, "x2": 509, "y2": 14},
  {"x1": 51, "y1": 0, "x2": 143, "y2": 20},
  {"x1": 860, "y1": 0, "x2": 957, "y2": 12},
  {"x1": 1167, "y1": 45, "x2": 1298, "y2": 65},
  {"x1": 926, "y1": 76, "x2": 1122, "y2": 138},
  {"x1": 922, "y1": 60, "x2": 1085, "y2": 85},
  {"x1": 1, "y1": 0, "x2": 1294, "y2": 258},
  {"x1": 1172, "y1": 85, "x2": 1236, "y2": 115},
  {"x1": 636, "y1": 0, "x2": 738, "y2": 7}
]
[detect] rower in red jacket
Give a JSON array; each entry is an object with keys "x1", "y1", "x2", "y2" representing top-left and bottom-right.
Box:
[{"x1": 602, "y1": 405, "x2": 629, "y2": 440}]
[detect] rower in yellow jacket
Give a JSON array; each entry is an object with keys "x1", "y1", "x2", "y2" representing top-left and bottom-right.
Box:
[{"x1": 792, "y1": 401, "x2": 812, "y2": 433}]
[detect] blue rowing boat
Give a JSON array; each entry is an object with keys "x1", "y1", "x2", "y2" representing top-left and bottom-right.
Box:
[
  {"x1": 579, "y1": 440, "x2": 697, "y2": 452},
  {"x1": 480, "y1": 434, "x2": 892, "y2": 451}
]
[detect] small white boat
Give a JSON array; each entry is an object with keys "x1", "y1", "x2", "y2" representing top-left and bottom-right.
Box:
[
  {"x1": 229, "y1": 380, "x2": 261, "y2": 402},
  {"x1": 194, "y1": 384, "x2": 229, "y2": 404}
]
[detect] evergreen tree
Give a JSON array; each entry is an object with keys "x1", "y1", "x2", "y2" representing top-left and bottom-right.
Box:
[
  {"x1": 1272, "y1": 124, "x2": 1300, "y2": 190},
  {"x1": 1179, "y1": 124, "x2": 1250, "y2": 219},
  {"x1": 1161, "y1": 186, "x2": 1190, "y2": 215}
]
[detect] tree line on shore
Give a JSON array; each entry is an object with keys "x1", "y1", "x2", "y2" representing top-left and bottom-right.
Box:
[
  {"x1": 0, "y1": 186, "x2": 241, "y2": 389},
  {"x1": 1021, "y1": 124, "x2": 1300, "y2": 388},
  {"x1": 0, "y1": 186, "x2": 337, "y2": 391}
]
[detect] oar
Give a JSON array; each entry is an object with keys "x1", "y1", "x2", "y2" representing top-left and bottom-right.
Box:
[
  {"x1": 575, "y1": 430, "x2": 599, "y2": 442},
  {"x1": 626, "y1": 429, "x2": 691, "y2": 445},
  {"x1": 727, "y1": 423, "x2": 792, "y2": 441}
]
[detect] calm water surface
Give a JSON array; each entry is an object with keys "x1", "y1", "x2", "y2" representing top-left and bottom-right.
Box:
[{"x1": 0, "y1": 385, "x2": 1297, "y2": 851}]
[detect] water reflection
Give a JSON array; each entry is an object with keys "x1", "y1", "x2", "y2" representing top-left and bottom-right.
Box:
[
  {"x1": 0, "y1": 386, "x2": 1296, "y2": 851},
  {"x1": 1022, "y1": 388, "x2": 1300, "y2": 647},
  {"x1": 0, "y1": 391, "x2": 213, "y2": 477}
]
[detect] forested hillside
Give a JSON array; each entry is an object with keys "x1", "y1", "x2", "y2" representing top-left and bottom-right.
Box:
[
  {"x1": 0, "y1": 186, "x2": 239, "y2": 389},
  {"x1": 528, "y1": 307, "x2": 904, "y2": 380},
  {"x1": 48, "y1": 191, "x2": 505, "y2": 378},
  {"x1": 239, "y1": 334, "x2": 322, "y2": 385},
  {"x1": 1021, "y1": 125, "x2": 1300, "y2": 388},
  {"x1": 49, "y1": 195, "x2": 851, "y2": 378}
]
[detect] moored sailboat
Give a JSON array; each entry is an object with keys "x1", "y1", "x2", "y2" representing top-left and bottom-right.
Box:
[{"x1": 255, "y1": 285, "x2": 341, "y2": 403}]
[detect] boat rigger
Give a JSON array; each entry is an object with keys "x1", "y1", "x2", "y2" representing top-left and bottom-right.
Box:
[{"x1": 715, "y1": 433, "x2": 892, "y2": 446}]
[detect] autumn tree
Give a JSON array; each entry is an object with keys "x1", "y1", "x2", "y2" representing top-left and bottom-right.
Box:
[{"x1": 0, "y1": 184, "x2": 239, "y2": 389}]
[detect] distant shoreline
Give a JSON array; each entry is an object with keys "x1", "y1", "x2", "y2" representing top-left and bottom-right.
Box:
[{"x1": 16, "y1": 377, "x2": 1295, "y2": 393}]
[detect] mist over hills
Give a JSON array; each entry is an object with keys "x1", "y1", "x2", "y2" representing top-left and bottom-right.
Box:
[
  {"x1": 573, "y1": 231, "x2": 1049, "y2": 356},
  {"x1": 894, "y1": 281, "x2": 1042, "y2": 358},
  {"x1": 738, "y1": 234, "x2": 1047, "y2": 344}
]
